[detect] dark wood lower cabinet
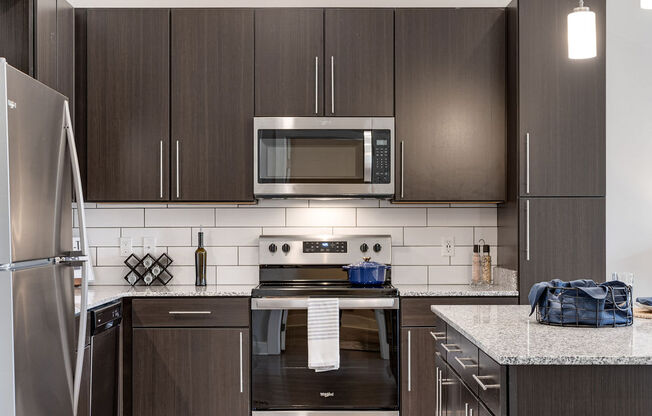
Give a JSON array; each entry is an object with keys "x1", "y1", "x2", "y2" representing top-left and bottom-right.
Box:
[
  {"x1": 132, "y1": 327, "x2": 249, "y2": 416},
  {"x1": 400, "y1": 327, "x2": 437, "y2": 416},
  {"x1": 77, "y1": 345, "x2": 91, "y2": 416}
]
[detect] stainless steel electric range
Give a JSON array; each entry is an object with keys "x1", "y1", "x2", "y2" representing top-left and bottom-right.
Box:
[{"x1": 251, "y1": 235, "x2": 399, "y2": 416}]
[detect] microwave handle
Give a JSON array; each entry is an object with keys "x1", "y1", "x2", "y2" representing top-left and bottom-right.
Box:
[
  {"x1": 364, "y1": 130, "x2": 372, "y2": 183},
  {"x1": 251, "y1": 297, "x2": 399, "y2": 310}
]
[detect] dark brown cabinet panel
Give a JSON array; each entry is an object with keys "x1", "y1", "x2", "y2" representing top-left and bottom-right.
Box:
[
  {"x1": 255, "y1": 8, "x2": 324, "y2": 116},
  {"x1": 56, "y1": 0, "x2": 74, "y2": 102},
  {"x1": 395, "y1": 9, "x2": 506, "y2": 202},
  {"x1": 77, "y1": 345, "x2": 91, "y2": 416},
  {"x1": 171, "y1": 9, "x2": 254, "y2": 202},
  {"x1": 86, "y1": 9, "x2": 170, "y2": 201},
  {"x1": 35, "y1": 0, "x2": 57, "y2": 88},
  {"x1": 0, "y1": 0, "x2": 33, "y2": 74},
  {"x1": 519, "y1": 0, "x2": 605, "y2": 197},
  {"x1": 324, "y1": 9, "x2": 393, "y2": 116},
  {"x1": 400, "y1": 327, "x2": 437, "y2": 416},
  {"x1": 133, "y1": 328, "x2": 250, "y2": 416},
  {"x1": 519, "y1": 197, "x2": 606, "y2": 303}
]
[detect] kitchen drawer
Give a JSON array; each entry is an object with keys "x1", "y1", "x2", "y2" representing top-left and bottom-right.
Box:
[
  {"x1": 132, "y1": 297, "x2": 249, "y2": 328},
  {"x1": 476, "y1": 349, "x2": 505, "y2": 416},
  {"x1": 446, "y1": 325, "x2": 480, "y2": 394},
  {"x1": 429, "y1": 321, "x2": 448, "y2": 360},
  {"x1": 400, "y1": 297, "x2": 519, "y2": 327}
]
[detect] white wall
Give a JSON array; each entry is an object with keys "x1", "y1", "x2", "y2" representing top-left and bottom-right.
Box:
[{"x1": 606, "y1": 0, "x2": 652, "y2": 297}]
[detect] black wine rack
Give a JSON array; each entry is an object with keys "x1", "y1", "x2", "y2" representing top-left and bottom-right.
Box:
[{"x1": 123, "y1": 253, "x2": 174, "y2": 286}]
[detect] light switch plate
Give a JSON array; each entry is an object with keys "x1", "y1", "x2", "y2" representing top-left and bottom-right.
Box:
[
  {"x1": 143, "y1": 237, "x2": 157, "y2": 254},
  {"x1": 120, "y1": 237, "x2": 133, "y2": 256},
  {"x1": 441, "y1": 237, "x2": 455, "y2": 257}
]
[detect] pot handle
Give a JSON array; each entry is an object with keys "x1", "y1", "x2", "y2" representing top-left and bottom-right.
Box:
[{"x1": 342, "y1": 265, "x2": 351, "y2": 270}]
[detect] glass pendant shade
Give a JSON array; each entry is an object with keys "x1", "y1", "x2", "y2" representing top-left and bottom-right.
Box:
[
  {"x1": 568, "y1": 6, "x2": 597, "y2": 59},
  {"x1": 642, "y1": 0, "x2": 652, "y2": 9}
]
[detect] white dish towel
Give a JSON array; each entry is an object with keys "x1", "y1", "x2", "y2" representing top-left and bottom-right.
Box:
[{"x1": 307, "y1": 298, "x2": 340, "y2": 372}]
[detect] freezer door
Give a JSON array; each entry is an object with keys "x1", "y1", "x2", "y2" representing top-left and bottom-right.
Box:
[
  {"x1": 12, "y1": 264, "x2": 75, "y2": 416},
  {"x1": 0, "y1": 64, "x2": 71, "y2": 264}
]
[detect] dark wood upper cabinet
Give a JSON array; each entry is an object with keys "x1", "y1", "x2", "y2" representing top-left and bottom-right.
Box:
[
  {"x1": 35, "y1": 0, "x2": 57, "y2": 88},
  {"x1": 255, "y1": 8, "x2": 324, "y2": 116},
  {"x1": 519, "y1": 0, "x2": 606, "y2": 197},
  {"x1": 86, "y1": 9, "x2": 170, "y2": 201},
  {"x1": 518, "y1": 197, "x2": 605, "y2": 304},
  {"x1": 0, "y1": 0, "x2": 33, "y2": 75},
  {"x1": 57, "y1": 0, "x2": 74, "y2": 102},
  {"x1": 395, "y1": 9, "x2": 506, "y2": 202},
  {"x1": 324, "y1": 9, "x2": 394, "y2": 116},
  {"x1": 171, "y1": 9, "x2": 254, "y2": 202},
  {"x1": 133, "y1": 328, "x2": 250, "y2": 416}
]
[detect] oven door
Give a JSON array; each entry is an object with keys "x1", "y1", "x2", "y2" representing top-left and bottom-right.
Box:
[
  {"x1": 253, "y1": 117, "x2": 394, "y2": 197},
  {"x1": 251, "y1": 297, "x2": 399, "y2": 414}
]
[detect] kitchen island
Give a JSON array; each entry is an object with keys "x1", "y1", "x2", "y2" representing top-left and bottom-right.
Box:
[{"x1": 430, "y1": 305, "x2": 652, "y2": 415}]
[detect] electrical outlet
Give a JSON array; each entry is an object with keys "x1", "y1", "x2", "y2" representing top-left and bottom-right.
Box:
[
  {"x1": 143, "y1": 237, "x2": 157, "y2": 254},
  {"x1": 441, "y1": 237, "x2": 455, "y2": 257},
  {"x1": 120, "y1": 237, "x2": 133, "y2": 256}
]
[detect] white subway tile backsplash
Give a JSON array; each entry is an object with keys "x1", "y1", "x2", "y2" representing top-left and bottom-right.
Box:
[
  {"x1": 427, "y1": 207, "x2": 497, "y2": 227},
  {"x1": 242, "y1": 199, "x2": 309, "y2": 208},
  {"x1": 451, "y1": 246, "x2": 473, "y2": 266},
  {"x1": 216, "y1": 208, "x2": 285, "y2": 227},
  {"x1": 474, "y1": 227, "x2": 498, "y2": 245},
  {"x1": 122, "y1": 228, "x2": 191, "y2": 247},
  {"x1": 309, "y1": 199, "x2": 380, "y2": 208},
  {"x1": 332, "y1": 227, "x2": 404, "y2": 246},
  {"x1": 392, "y1": 247, "x2": 449, "y2": 266},
  {"x1": 145, "y1": 208, "x2": 215, "y2": 227},
  {"x1": 192, "y1": 227, "x2": 261, "y2": 246},
  {"x1": 286, "y1": 208, "x2": 356, "y2": 227},
  {"x1": 403, "y1": 227, "x2": 474, "y2": 246},
  {"x1": 167, "y1": 266, "x2": 217, "y2": 285},
  {"x1": 357, "y1": 208, "x2": 427, "y2": 227},
  {"x1": 91, "y1": 266, "x2": 130, "y2": 285},
  {"x1": 167, "y1": 246, "x2": 238, "y2": 266},
  {"x1": 96, "y1": 203, "x2": 166, "y2": 208},
  {"x1": 87, "y1": 228, "x2": 121, "y2": 246},
  {"x1": 96, "y1": 247, "x2": 145, "y2": 266},
  {"x1": 238, "y1": 247, "x2": 259, "y2": 266},
  {"x1": 86, "y1": 209, "x2": 144, "y2": 227},
  {"x1": 391, "y1": 266, "x2": 428, "y2": 285},
  {"x1": 217, "y1": 266, "x2": 258, "y2": 285},
  {"x1": 428, "y1": 266, "x2": 472, "y2": 284},
  {"x1": 263, "y1": 227, "x2": 333, "y2": 236}
]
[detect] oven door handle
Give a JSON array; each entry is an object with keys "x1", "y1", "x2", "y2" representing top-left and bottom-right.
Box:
[
  {"x1": 251, "y1": 297, "x2": 399, "y2": 310},
  {"x1": 363, "y1": 130, "x2": 373, "y2": 183}
]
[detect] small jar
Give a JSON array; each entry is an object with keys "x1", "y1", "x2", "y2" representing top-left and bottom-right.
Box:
[
  {"x1": 471, "y1": 244, "x2": 482, "y2": 285},
  {"x1": 481, "y1": 244, "x2": 492, "y2": 284}
]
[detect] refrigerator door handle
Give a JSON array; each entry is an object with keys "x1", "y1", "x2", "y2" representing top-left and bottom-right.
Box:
[{"x1": 55, "y1": 254, "x2": 90, "y2": 266}]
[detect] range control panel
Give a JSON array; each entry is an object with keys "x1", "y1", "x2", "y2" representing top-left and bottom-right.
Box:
[{"x1": 259, "y1": 235, "x2": 392, "y2": 265}]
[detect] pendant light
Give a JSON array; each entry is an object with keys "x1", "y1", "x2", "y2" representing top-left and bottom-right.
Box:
[
  {"x1": 568, "y1": 0, "x2": 597, "y2": 60},
  {"x1": 643, "y1": 0, "x2": 652, "y2": 9}
]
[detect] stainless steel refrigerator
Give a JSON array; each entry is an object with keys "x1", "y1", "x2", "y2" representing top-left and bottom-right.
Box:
[{"x1": 0, "y1": 59, "x2": 87, "y2": 416}]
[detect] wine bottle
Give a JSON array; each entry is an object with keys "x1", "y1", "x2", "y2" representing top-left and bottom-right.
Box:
[{"x1": 195, "y1": 230, "x2": 207, "y2": 286}]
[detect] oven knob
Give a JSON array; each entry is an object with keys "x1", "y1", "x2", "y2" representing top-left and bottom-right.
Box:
[
  {"x1": 360, "y1": 243, "x2": 369, "y2": 253},
  {"x1": 373, "y1": 243, "x2": 382, "y2": 253},
  {"x1": 268, "y1": 243, "x2": 277, "y2": 253},
  {"x1": 282, "y1": 243, "x2": 291, "y2": 253}
]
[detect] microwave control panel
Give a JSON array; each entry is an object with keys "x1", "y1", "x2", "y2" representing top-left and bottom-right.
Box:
[{"x1": 373, "y1": 130, "x2": 391, "y2": 184}]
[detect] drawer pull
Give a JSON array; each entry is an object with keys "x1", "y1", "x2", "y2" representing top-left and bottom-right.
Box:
[
  {"x1": 441, "y1": 343, "x2": 462, "y2": 353},
  {"x1": 430, "y1": 331, "x2": 446, "y2": 341},
  {"x1": 454, "y1": 356, "x2": 478, "y2": 369},
  {"x1": 472, "y1": 374, "x2": 500, "y2": 391},
  {"x1": 440, "y1": 378, "x2": 456, "y2": 386},
  {"x1": 168, "y1": 311, "x2": 213, "y2": 315}
]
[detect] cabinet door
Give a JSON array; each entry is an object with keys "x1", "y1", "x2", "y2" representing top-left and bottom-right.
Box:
[
  {"x1": 171, "y1": 9, "x2": 254, "y2": 202},
  {"x1": 255, "y1": 8, "x2": 323, "y2": 116},
  {"x1": 0, "y1": 0, "x2": 32, "y2": 74},
  {"x1": 519, "y1": 198, "x2": 606, "y2": 303},
  {"x1": 35, "y1": 0, "x2": 57, "y2": 88},
  {"x1": 460, "y1": 382, "x2": 480, "y2": 416},
  {"x1": 86, "y1": 9, "x2": 170, "y2": 201},
  {"x1": 400, "y1": 327, "x2": 437, "y2": 416},
  {"x1": 442, "y1": 365, "x2": 461, "y2": 416},
  {"x1": 324, "y1": 9, "x2": 393, "y2": 116},
  {"x1": 133, "y1": 328, "x2": 250, "y2": 416},
  {"x1": 395, "y1": 9, "x2": 506, "y2": 202},
  {"x1": 56, "y1": 0, "x2": 74, "y2": 101},
  {"x1": 77, "y1": 345, "x2": 91, "y2": 416},
  {"x1": 519, "y1": 0, "x2": 605, "y2": 197}
]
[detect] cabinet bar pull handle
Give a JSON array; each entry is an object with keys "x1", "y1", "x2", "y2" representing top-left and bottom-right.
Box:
[
  {"x1": 441, "y1": 343, "x2": 462, "y2": 353},
  {"x1": 470, "y1": 409, "x2": 473, "y2": 416},
  {"x1": 472, "y1": 374, "x2": 501, "y2": 390},
  {"x1": 441, "y1": 378, "x2": 456, "y2": 386},
  {"x1": 400, "y1": 141, "x2": 405, "y2": 199},
  {"x1": 315, "y1": 56, "x2": 319, "y2": 114},
  {"x1": 176, "y1": 140, "x2": 180, "y2": 199},
  {"x1": 407, "y1": 330, "x2": 411, "y2": 392},
  {"x1": 454, "y1": 356, "x2": 478, "y2": 369},
  {"x1": 435, "y1": 367, "x2": 440, "y2": 416},
  {"x1": 330, "y1": 55, "x2": 335, "y2": 114},
  {"x1": 438, "y1": 368, "x2": 442, "y2": 416},
  {"x1": 430, "y1": 331, "x2": 446, "y2": 341},
  {"x1": 465, "y1": 403, "x2": 469, "y2": 416},
  {"x1": 526, "y1": 132, "x2": 530, "y2": 194},
  {"x1": 168, "y1": 311, "x2": 212, "y2": 315},
  {"x1": 526, "y1": 199, "x2": 531, "y2": 261},
  {"x1": 239, "y1": 331, "x2": 243, "y2": 393},
  {"x1": 159, "y1": 140, "x2": 163, "y2": 198}
]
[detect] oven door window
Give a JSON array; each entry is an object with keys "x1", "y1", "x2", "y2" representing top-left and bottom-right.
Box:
[
  {"x1": 258, "y1": 130, "x2": 366, "y2": 183},
  {"x1": 251, "y1": 307, "x2": 399, "y2": 411}
]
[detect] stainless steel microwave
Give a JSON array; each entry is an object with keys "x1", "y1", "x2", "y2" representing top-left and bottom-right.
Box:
[{"x1": 253, "y1": 117, "x2": 395, "y2": 198}]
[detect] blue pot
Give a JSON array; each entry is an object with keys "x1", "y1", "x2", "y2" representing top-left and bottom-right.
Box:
[{"x1": 343, "y1": 257, "x2": 391, "y2": 286}]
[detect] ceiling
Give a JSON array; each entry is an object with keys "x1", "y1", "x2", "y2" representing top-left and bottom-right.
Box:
[{"x1": 69, "y1": 0, "x2": 512, "y2": 8}]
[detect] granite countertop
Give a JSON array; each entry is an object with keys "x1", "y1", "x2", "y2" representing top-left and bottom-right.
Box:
[
  {"x1": 396, "y1": 284, "x2": 518, "y2": 297},
  {"x1": 75, "y1": 284, "x2": 255, "y2": 313},
  {"x1": 431, "y1": 304, "x2": 652, "y2": 366}
]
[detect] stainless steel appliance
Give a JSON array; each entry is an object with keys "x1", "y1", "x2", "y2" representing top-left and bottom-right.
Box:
[
  {"x1": 254, "y1": 117, "x2": 394, "y2": 197},
  {"x1": 251, "y1": 235, "x2": 399, "y2": 416},
  {"x1": 0, "y1": 59, "x2": 91, "y2": 416}
]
